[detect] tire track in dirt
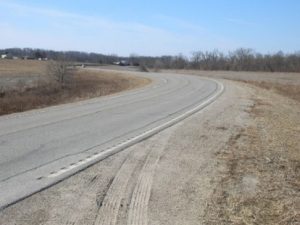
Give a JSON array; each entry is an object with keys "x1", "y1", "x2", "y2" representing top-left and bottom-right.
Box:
[
  {"x1": 127, "y1": 144, "x2": 165, "y2": 225},
  {"x1": 63, "y1": 175, "x2": 112, "y2": 225},
  {"x1": 62, "y1": 150, "x2": 134, "y2": 225},
  {"x1": 57, "y1": 124, "x2": 173, "y2": 225},
  {"x1": 93, "y1": 149, "x2": 148, "y2": 225}
]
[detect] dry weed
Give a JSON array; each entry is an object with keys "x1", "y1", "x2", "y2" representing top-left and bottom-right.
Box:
[
  {"x1": 204, "y1": 94, "x2": 300, "y2": 225},
  {"x1": 239, "y1": 80, "x2": 300, "y2": 103},
  {"x1": 0, "y1": 69, "x2": 150, "y2": 115}
]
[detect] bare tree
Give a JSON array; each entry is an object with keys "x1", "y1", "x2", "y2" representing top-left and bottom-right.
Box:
[
  {"x1": 139, "y1": 62, "x2": 149, "y2": 72},
  {"x1": 153, "y1": 59, "x2": 164, "y2": 72},
  {"x1": 47, "y1": 58, "x2": 70, "y2": 87}
]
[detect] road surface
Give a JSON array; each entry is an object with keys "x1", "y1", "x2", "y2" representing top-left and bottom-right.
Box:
[{"x1": 0, "y1": 71, "x2": 223, "y2": 209}]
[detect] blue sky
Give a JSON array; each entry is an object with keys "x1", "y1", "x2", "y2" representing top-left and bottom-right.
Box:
[{"x1": 0, "y1": 0, "x2": 299, "y2": 56}]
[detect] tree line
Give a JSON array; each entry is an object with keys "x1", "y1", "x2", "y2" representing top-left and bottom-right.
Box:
[
  {"x1": 0, "y1": 48, "x2": 122, "y2": 64},
  {"x1": 1, "y1": 48, "x2": 300, "y2": 72},
  {"x1": 138, "y1": 49, "x2": 300, "y2": 73}
]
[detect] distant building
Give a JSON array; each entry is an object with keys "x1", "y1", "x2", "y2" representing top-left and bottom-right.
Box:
[
  {"x1": 37, "y1": 57, "x2": 48, "y2": 61},
  {"x1": 112, "y1": 60, "x2": 130, "y2": 66},
  {"x1": 120, "y1": 60, "x2": 130, "y2": 66},
  {"x1": 1, "y1": 54, "x2": 13, "y2": 59}
]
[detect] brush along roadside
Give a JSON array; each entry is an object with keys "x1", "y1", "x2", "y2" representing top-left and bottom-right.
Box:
[
  {"x1": 0, "y1": 69, "x2": 151, "y2": 116},
  {"x1": 204, "y1": 82, "x2": 300, "y2": 225}
]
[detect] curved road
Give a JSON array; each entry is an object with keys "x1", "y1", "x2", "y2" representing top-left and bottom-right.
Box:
[{"x1": 0, "y1": 71, "x2": 223, "y2": 209}]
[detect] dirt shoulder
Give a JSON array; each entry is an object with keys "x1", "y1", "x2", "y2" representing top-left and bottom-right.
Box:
[
  {"x1": 204, "y1": 82, "x2": 300, "y2": 224},
  {"x1": 0, "y1": 75, "x2": 299, "y2": 224}
]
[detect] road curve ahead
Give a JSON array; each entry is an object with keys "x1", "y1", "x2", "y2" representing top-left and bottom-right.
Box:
[{"x1": 0, "y1": 71, "x2": 223, "y2": 209}]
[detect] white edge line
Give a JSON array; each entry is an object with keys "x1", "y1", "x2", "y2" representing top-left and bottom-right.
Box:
[{"x1": 47, "y1": 79, "x2": 224, "y2": 178}]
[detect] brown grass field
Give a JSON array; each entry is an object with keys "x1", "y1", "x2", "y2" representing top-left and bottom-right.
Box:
[
  {"x1": 0, "y1": 59, "x2": 48, "y2": 76},
  {"x1": 0, "y1": 60, "x2": 150, "y2": 115}
]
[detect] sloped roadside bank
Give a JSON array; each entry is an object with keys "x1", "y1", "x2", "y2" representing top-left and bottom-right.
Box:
[
  {"x1": 203, "y1": 82, "x2": 300, "y2": 225},
  {"x1": 0, "y1": 68, "x2": 151, "y2": 116}
]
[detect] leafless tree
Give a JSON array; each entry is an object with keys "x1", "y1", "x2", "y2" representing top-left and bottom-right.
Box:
[{"x1": 47, "y1": 58, "x2": 71, "y2": 87}]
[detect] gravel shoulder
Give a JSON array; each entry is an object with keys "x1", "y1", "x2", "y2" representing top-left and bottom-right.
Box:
[
  {"x1": 204, "y1": 82, "x2": 300, "y2": 225},
  {"x1": 0, "y1": 77, "x2": 299, "y2": 224}
]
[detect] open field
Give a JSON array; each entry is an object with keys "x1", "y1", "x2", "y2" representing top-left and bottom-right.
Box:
[
  {"x1": 165, "y1": 69, "x2": 300, "y2": 102},
  {"x1": 0, "y1": 60, "x2": 150, "y2": 115},
  {"x1": 0, "y1": 59, "x2": 48, "y2": 76},
  {"x1": 164, "y1": 70, "x2": 300, "y2": 85},
  {"x1": 0, "y1": 59, "x2": 49, "y2": 91}
]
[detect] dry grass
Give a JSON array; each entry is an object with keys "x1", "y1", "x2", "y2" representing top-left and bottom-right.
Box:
[
  {"x1": 0, "y1": 59, "x2": 48, "y2": 77},
  {"x1": 164, "y1": 69, "x2": 300, "y2": 86},
  {"x1": 238, "y1": 80, "x2": 300, "y2": 103},
  {"x1": 0, "y1": 68, "x2": 150, "y2": 116},
  {"x1": 204, "y1": 88, "x2": 300, "y2": 224}
]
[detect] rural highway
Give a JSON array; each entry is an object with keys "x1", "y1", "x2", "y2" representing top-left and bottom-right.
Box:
[{"x1": 0, "y1": 71, "x2": 223, "y2": 209}]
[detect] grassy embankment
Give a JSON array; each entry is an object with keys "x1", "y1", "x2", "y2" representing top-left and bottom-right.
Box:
[{"x1": 0, "y1": 60, "x2": 150, "y2": 115}]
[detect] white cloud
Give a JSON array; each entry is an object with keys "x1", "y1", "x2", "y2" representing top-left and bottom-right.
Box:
[{"x1": 0, "y1": 1, "x2": 240, "y2": 55}]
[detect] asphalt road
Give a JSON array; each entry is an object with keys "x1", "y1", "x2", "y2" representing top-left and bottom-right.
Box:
[{"x1": 0, "y1": 71, "x2": 223, "y2": 209}]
